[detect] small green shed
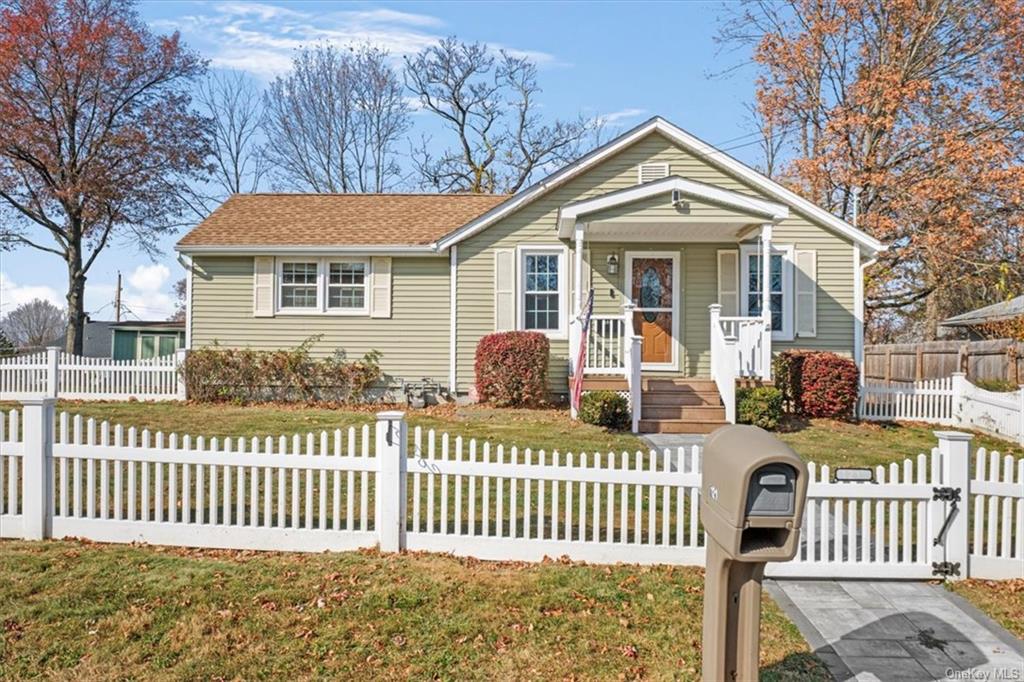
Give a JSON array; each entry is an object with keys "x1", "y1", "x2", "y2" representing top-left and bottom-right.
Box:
[{"x1": 110, "y1": 321, "x2": 186, "y2": 361}]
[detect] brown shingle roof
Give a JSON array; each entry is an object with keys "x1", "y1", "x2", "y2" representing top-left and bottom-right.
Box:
[{"x1": 177, "y1": 193, "x2": 510, "y2": 248}]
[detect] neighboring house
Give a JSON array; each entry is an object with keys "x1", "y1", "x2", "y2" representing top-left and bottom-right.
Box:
[
  {"x1": 940, "y1": 296, "x2": 1024, "y2": 340},
  {"x1": 109, "y1": 321, "x2": 186, "y2": 360},
  {"x1": 56, "y1": 317, "x2": 115, "y2": 357},
  {"x1": 177, "y1": 117, "x2": 884, "y2": 432}
]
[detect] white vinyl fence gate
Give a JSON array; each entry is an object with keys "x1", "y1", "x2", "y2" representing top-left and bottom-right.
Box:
[{"x1": 1, "y1": 400, "x2": 1021, "y2": 580}]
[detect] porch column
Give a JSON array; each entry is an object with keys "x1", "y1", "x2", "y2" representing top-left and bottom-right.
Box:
[
  {"x1": 569, "y1": 222, "x2": 585, "y2": 405},
  {"x1": 573, "y1": 222, "x2": 584, "y2": 317},
  {"x1": 760, "y1": 223, "x2": 774, "y2": 381}
]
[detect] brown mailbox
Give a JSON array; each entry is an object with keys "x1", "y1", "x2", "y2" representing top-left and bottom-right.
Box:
[{"x1": 700, "y1": 425, "x2": 809, "y2": 682}]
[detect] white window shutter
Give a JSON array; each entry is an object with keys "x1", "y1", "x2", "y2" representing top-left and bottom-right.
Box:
[
  {"x1": 253, "y1": 256, "x2": 275, "y2": 317},
  {"x1": 494, "y1": 249, "x2": 515, "y2": 331},
  {"x1": 637, "y1": 162, "x2": 670, "y2": 184},
  {"x1": 717, "y1": 250, "x2": 739, "y2": 317},
  {"x1": 796, "y1": 250, "x2": 817, "y2": 337},
  {"x1": 370, "y1": 257, "x2": 392, "y2": 318}
]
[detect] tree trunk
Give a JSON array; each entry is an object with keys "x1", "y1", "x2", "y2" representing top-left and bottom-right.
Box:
[{"x1": 64, "y1": 248, "x2": 87, "y2": 355}]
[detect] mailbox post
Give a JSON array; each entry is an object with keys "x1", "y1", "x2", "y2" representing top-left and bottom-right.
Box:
[{"x1": 701, "y1": 425, "x2": 809, "y2": 682}]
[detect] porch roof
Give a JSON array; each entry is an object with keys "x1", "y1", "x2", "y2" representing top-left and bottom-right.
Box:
[{"x1": 556, "y1": 176, "x2": 789, "y2": 241}]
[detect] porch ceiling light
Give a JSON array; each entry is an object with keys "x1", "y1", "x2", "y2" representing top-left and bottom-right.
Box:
[{"x1": 606, "y1": 253, "x2": 619, "y2": 275}]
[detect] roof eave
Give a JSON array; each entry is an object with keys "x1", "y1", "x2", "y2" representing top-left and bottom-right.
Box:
[{"x1": 175, "y1": 244, "x2": 442, "y2": 256}]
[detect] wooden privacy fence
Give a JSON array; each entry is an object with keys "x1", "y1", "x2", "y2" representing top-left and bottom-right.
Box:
[
  {"x1": 0, "y1": 347, "x2": 185, "y2": 402},
  {"x1": 3, "y1": 401, "x2": 1020, "y2": 580},
  {"x1": 865, "y1": 338, "x2": 1024, "y2": 385},
  {"x1": 860, "y1": 373, "x2": 1024, "y2": 445}
]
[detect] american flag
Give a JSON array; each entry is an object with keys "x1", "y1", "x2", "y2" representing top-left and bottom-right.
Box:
[{"x1": 571, "y1": 289, "x2": 595, "y2": 412}]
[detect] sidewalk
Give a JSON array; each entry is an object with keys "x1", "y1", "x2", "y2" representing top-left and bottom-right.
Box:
[{"x1": 767, "y1": 579, "x2": 1024, "y2": 682}]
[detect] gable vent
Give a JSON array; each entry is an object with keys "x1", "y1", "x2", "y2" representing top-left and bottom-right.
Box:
[{"x1": 637, "y1": 162, "x2": 670, "y2": 184}]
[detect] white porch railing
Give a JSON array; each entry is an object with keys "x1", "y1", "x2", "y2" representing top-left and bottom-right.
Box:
[
  {"x1": 584, "y1": 315, "x2": 627, "y2": 374},
  {"x1": 572, "y1": 303, "x2": 643, "y2": 433},
  {"x1": 709, "y1": 306, "x2": 772, "y2": 423},
  {"x1": 718, "y1": 316, "x2": 770, "y2": 378}
]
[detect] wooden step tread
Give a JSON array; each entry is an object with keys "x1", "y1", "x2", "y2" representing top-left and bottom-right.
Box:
[
  {"x1": 641, "y1": 405, "x2": 727, "y2": 420},
  {"x1": 638, "y1": 419, "x2": 729, "y2": 435}
]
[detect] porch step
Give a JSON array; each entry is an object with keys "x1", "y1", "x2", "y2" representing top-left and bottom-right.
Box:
[
  {"x1": 637, "y1": 377, "x2": 727, "y2": 434},
  {"x1": 641, "y1": 404, "x2": 727, "y2": 421},
  {"x1": 638, "y1": 418, "x2": 728, "y2": 435}
]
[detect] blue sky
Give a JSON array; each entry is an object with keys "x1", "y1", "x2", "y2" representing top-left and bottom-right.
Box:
[{"x1": 0, "y1": 0, "x2": 761, "y2": 321}]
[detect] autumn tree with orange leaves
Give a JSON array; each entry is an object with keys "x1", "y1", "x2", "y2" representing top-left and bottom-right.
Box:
[
  {"x1": 0, "y1": 0, "x2": 209, "y2": 353},
  {"x1": 719, "y1": 0, "x2": 1024, "y2": 341}
]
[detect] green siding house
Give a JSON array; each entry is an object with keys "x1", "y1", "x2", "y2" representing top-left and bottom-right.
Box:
[
  {"x1": 177, "y1": 117, "x2": 883, "y2": 433},
  {"x1": 110, "y1": 322, "x2": 186, "y2": 361}
]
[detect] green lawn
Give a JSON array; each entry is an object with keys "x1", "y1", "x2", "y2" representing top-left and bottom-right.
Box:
[
  {"x1": 3, "y1": 399, "x2": 1017, "y2": 470},
  {"x1": 0, "y1": 540, "x2": 828, "y2": 680}
]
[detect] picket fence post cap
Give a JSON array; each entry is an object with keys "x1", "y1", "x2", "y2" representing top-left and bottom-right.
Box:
[
  {"x1": 376, "y1": 410, "x2": 406, "y2": 421},
  {"x1": 20, "y1": 397, "x2": 56, "y2": 407},
  {"x1": 951, "y1": 372, "x2": 967, "y2": 377},
  {"x1": 933, "y1": 430, "x2": 973, "y2": 442}
]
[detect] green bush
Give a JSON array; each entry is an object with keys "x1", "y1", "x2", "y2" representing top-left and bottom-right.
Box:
[
  {"x1": 579, "y1": 390, "x2": 631, "y2": 431},
  {"x1": 736, "y1": 386, "x2": 783, "y2": 430},
  {"x1": 974, "y1": 378, "x2": 1019, "y2": 393},
  {"x1": 181, "y1": 337, "x2": 382, "y2": 404}
]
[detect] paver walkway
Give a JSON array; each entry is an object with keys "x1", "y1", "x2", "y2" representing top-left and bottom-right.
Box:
[{"x1": 767, "y1": 579, "x2": 1024, "y2": 681}]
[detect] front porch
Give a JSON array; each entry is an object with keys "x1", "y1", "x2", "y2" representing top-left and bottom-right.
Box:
[{"x1": 562, "y1": 176, "x2": 787, "y2": 433}]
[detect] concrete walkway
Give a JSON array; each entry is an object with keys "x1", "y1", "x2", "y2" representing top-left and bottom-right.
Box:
[{"x1": 767, "y1": 579, "x2": 1024, "y2": 681}]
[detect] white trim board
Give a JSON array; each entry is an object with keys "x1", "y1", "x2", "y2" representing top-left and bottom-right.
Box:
[
  {"x1": 625, "y1": 250, "x2": 681, "y2": 372},
  {"x1": 556, "y1": 175, "x2": 789, "y2": 237},
  {"x1": 515, "y1": 244, "x2": 569, "y2": 340},
  {"x1": 435, "y1": 117, "x2": 883, "y2": 255}
]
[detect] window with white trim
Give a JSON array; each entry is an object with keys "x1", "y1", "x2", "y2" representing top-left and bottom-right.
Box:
[
  {"x1": 280, "y1": 261, "x2": 319, "y2": 309},
  {"x1": 740, "y1": 245, "x2": 794, "y2": 341},
  {"x1": 518, "y1": 246, "x2": 566, "y2": 337},
  {"x1": 327, "y1": 260, "x2": 367, "y2": 312}
]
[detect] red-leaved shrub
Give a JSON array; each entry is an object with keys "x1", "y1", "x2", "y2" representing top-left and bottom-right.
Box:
[
  {"x1": 474, "y1": 331, "x2": 549, "y2": 406},
  {"x1": 773, "y1": 350, "x2": 810, "y2": 413},
  {"x1": 799, "y1": 352, "x2": 860, "y2": 419}
]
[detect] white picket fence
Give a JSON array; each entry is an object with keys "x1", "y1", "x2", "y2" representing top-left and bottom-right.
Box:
[
  {"x1": 2, "y1": 401, "x2": 1020, "y2": 580},
  {"x1": 861, "y1": 373, "x2": 1024, "y2": 445},
  {"x1": 0, "y1": 347, "x2": 185, "y2": 402}
]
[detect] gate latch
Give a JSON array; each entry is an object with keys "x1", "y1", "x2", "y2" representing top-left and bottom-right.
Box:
[{"x1": 932, "y1": 486, "x2": 961, "y2": 547}]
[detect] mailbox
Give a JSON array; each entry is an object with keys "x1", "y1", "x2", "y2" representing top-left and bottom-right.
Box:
[{"x1": 700, "y1": 425, "x2": 809, "y2": 682}]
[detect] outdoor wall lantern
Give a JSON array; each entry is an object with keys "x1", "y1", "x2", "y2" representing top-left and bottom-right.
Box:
[{"x1": 606, "y1": 253, "x2": 619, "y2": 275}]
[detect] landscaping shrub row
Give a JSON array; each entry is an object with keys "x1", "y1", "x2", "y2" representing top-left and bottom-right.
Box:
[{"x1": 181, "y1": 338, "x2": 382, "y2": 403}]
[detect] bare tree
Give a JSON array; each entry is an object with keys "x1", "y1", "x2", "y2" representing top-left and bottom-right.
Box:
[
  {"x1": 351, "y1": 46, "x2": 411, "y2": 192},
  {"x1": 405, "y1": 37, "x2": 592, "y2": 194},
  {"x1": 1, "y1": 299, "x2": 67, "y2": 348},
  {"x1": 197, "y1": 71, "x2": 267, "y2": 196},
  {"x1": 262, "y1": 44, "x2": 409, "y2": 193}
]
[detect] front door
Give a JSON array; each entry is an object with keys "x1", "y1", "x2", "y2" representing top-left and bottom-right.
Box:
[{"x1": 627, "y1": 253, "x2": 679, "y2": 370}]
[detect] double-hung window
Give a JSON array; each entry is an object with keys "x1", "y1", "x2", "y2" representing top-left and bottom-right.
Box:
[
  {"x1": 279, "y1": 261, "x2": 319, "y2": 309},
  {"x1": 327, "y1": 261, "x2": 368, "y2": 313},
  {"x1": 740, "y1": 244, "x2": 794, "y2": 341},
  {"x1": 518, "y1": 246, "x2": 567, "y2": 337}
]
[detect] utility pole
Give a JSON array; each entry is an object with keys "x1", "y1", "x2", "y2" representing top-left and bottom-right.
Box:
[{"x1": 114, "y1": 271, "x2": 122, "y2": 322}]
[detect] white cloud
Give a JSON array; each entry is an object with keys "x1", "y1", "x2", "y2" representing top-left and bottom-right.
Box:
[
  {"x1": 128, "y1": 264, "x2": 171, "y2": 293},
  {"x1": 594, "y1": 108, "x2": 648, "y2": 126},
  {"x1": 159, "y1": 3, "x2": 559, "y2": 80},
  {"x1": 0, "y1": 273, "x2": 63, "y2": 313}
]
